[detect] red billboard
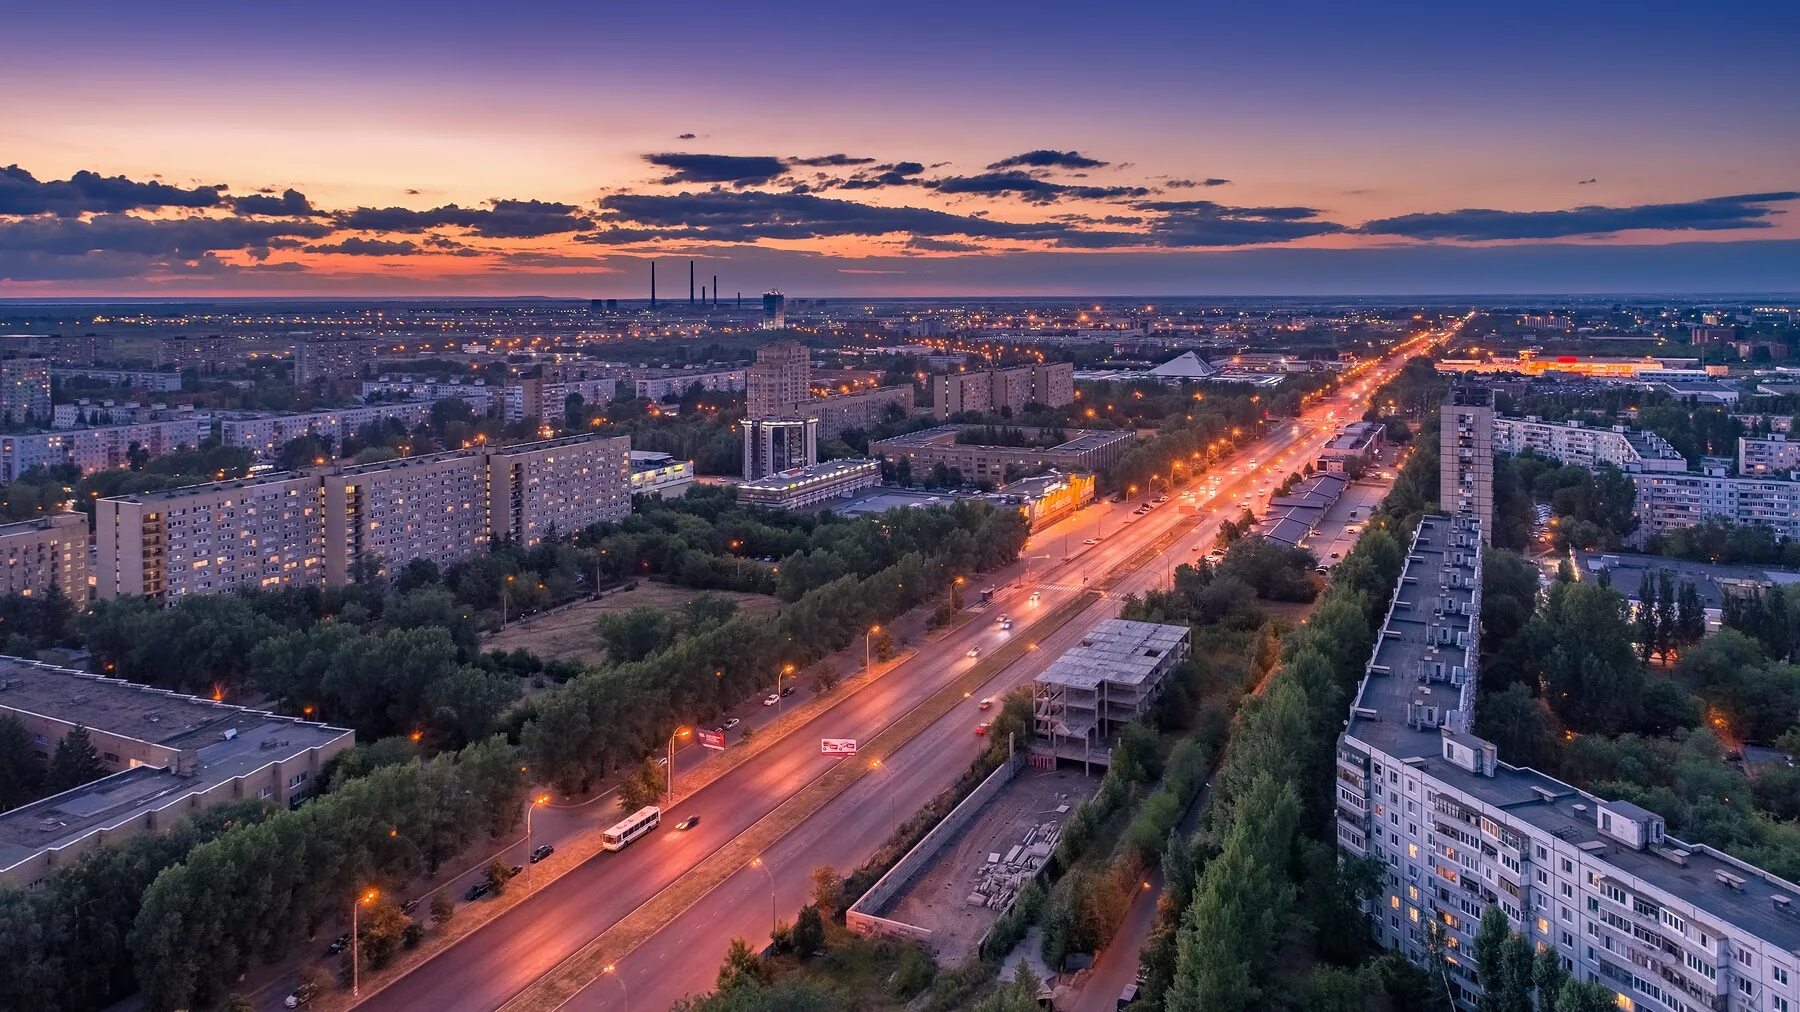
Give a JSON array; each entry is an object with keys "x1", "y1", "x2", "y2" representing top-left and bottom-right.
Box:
[
  {"x1": 820, "y1": 738, "x2": 858, "y2": 756},
  {"x1": 697, "y1": 729, "x2": 726, "y2": 751}
]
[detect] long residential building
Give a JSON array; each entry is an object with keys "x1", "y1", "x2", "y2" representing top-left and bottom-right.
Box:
[
  {"x1": 1633, "y1": 464, "x2": 1800, "y2": 544},
  {"x1": 0, "y1": 512, "x2": 90, "y2": 604},
  {"x1": 1495, "y1": 416, "x2": 1688, "y2": 473},
  {"x1": 94, "y1": 433, "x2": 630, "y2": 600},
  {"x1": 932, "y1": 362, "x2": 1075, "y2": 419},
  {"x1": 219, "y1": 402, "x2": 436, "y2": 459},
  {"x1": 1740, "y1": 435, "x2": 1800, "y2": 477},
  {"x1": 0, "y1": 417, "x2": 212, "y2": 481},
  {"x1": 1338, "y1": 514, "x2": 1800, "y2": 1012},
  {"x1": 633, "y1": 367, "x2": 745, "y2": 401},
  {"x1": 870, "y1": 424, "x2": 1133, "y2": 484},
  {"x1": 1, "y1": 357, "x2": 52, "y2": 425},
  {"x1": 51, "y1": 367, "x2": 185, "y2": 392},
  {"x1": 0, "y1": 656, "x2": 352, "y2": 887}
]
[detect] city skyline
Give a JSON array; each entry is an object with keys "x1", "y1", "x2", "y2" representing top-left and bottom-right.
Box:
[{"x1": 3, "y1": 0, "x2": 1798, "y2": 297}]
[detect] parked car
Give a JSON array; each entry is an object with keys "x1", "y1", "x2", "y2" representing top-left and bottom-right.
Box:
[
  {"x1": 530, "y1": 844, "x2": 555, "y2": 863},
  {"x1": 465, "y1": 880, "x2": 492, "y2": 902},
  {"x1": 325, "y1": 933, "x2": 351, "y2": 956},
  {"x1": 399, "y1": 898, "x2": 420, "y2": 916},
  {"x1": 781, "y1": 685, "x2": 796, "y2": 697},
  {"x1": 675, "y1": 815, "x2": 701, "y2": 831}
]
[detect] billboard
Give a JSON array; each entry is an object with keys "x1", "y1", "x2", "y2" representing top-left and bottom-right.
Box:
[
  {"x1": 820, "y1": 738, "x2": 858, "y2": 756},
  {"x1": 697, "y1": 729, "x2": 726, "y2": 751}
]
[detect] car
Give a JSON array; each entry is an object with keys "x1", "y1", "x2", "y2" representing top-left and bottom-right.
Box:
[
  {"x1": 781, "y1": 685, "x2": 796, "y2": 697},
  {"x1": 400, "y1": 898, "x2": 420, "y2": 916},
  {"x1": 1000, "y1": 619, "x2": 1013, "y2": 630},
  {"x1": 465, "y1": 880, "x2": 492, "y2": 902},
  {"x1": 284, "y1": 992, "x2": 304, "y2": 1009},
  {"x1": 978, "y1": 697, "x2": 994, "y2": 710},
  {"x1": 1082, "y1": 537, "x2": 1099, "y2": 546},
  {"x1": 975, "y1": 721, "x2": 992, "y2": 736},
  {"x1": 675, "y1": 815, "x2": 701, "y2": 831},
  {"x1": 1028, "y1": 591, "x2": 1040, "y2": 604},
  {"x1": 722, "y1": 717, "x2": 741, "y2": 731},
  {"x1": 995, "y1": 614, "x2": 1009, "y2": 625},
  {"x1": 1316, "y1": 565, "x2": 1331, "y2": 575},
  {"x1": 325, "y1": 932, "x2": 351, "y2": 956},
  {"x1": 762, "y1": 693, "x2": 780, "y2": 706},
  {"x1": 1154, "y1": 495, "x2": 1168, "y2": 503},
  {"x1": 966, "y1": 646, "x2": 982, "y2": 658},
  {"x1": 1329, "y1": 551, "x2": 1341, "y2": 560},
  {"x1": 1310, "y1": 528, "x2": 1324, "y2": 536},
  {"x1": 508, "y1": 864, "x2": 523, "y2": 878},
  {"x1": 531, "y1": 844, "x2": 555, "y2": 863}
]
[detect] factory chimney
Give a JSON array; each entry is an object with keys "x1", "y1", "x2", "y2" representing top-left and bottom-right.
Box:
[
  {"x1": 689, "y1": 260, "x2": 695, "y2": 304},
  {"x1": 650, "y1": 261, "x2": 657, "y2": 308},
  {"x1": 712, "y1": 275, "x2": 718, "y2": 306}
]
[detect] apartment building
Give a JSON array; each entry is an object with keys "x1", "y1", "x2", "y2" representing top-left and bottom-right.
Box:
[
  {"x1": 320, "y1": 448, "x2": 491, "y2": 584},
  {"x1": 219, "y1": 402, "x2": 435, "y2": 459},
  {"x1": 0, "y1": 417, "x2": 211, "y2": 481},
  {"x1": 292, "y1": 338, "x2": 377, "y2": 384},
  {"x1": 1740, "y1": 435, "x2": 1800, "y2": 477},
  {"x1": 633, "y1": 367, "x2": 745, "y2": 401},
  {"x1": 1634, "y1": 464, "x2": 1800, "y2": 544},
  {"x1": 932, "y1": 362, "x2": 1075, "y2": 419},
  {"x1": 810, "y1": 384, "x2": 916, "y2": 441},
  {"x1": 743, "y1": 417, "x2": 818, "y2": 479},
  {"x1": 0, "y1": 656, "x2": 351, "y2": 887},
  {"x1": 502, "y1": 377, "x2": 617, "y2": 425},
  {"x1": 1442, "y1": 387, "x2": 1495, "y2": 542},
  {"x1": 0, "y1": 513, "x2": 90, "y2": 604},
  {"x1": 51, "y1": 367, "x2": 185, "y2": 393},
  {"x1": 95, "y1": 433, "x2": 632, "y2": 599},
  {"x1": 870, "y1": 424, "x2": 1133, "y2": 484},
  {"x1": 1031, "y1": 618, "x2": 1189, "y2": 769},
  {"x1": 485, "y1": 434, "x2": 632, "y2": 547},
  {"x1": 1, "y1": 357, "x2": 52, "y2": 424},
  {"x1": 746, "y1": 340, "x2": 812, "y2": 418},
  {"x1": 1495, "y1": 416, "x2": 1688, "y2": 473},
  {"x1": 1338, "y1": 514, "x2": 1800, "y2": 1012}
]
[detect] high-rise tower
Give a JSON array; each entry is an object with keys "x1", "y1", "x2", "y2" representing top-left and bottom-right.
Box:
[{"x1": 1441, "y1": 385, "x2": 1494, "y2": 542}]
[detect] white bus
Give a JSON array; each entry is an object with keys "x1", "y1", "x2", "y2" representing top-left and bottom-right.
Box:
[{"x1": 602, "y1": 805, "x2": 662, "y2": 851}]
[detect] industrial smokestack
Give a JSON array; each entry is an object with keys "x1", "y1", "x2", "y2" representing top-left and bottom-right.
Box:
[
  {"x1": 689, "y1": 260, "x2": 695, "y2": 304},
  {"x1": 650, "y1": 261, "x2": 657, "y2": 308},
  {"x1": 712, "y1": 275, "x2": 718, "y2": 306}
]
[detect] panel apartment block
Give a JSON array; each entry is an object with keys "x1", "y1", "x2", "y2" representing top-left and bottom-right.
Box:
[
  {"x1": 0, "y1": 417, "x2": 211, "y2": 481},
  {"x1": 321, "y1": 449, "x2": 490, "y2": 583},
  {"x1": 0, "y1": 512, "x2": 90, "y2": 604},
  {"x1": 1495, "y1": 416, "x2": 1687, "y2": 473},
  {"x1": 1441, "y1": 387, "x2": 1494, "y2": 542},
  {"x1": 485, "y1": 434, "x2": 632, "y2": 547},
  {"x1": 1338, "y1": 515, "x2": 1800, "y2": 1012},
  {"x1": 94, "y1": 472, "x2": 324, "y2": 600}
]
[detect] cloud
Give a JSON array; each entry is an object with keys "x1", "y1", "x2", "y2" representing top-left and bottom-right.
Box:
[
  {"x1": 1166, "y1": 178, "x2": 1230, "y2": 189},
  {"x1": 231, "y1": 188, "x2": 321, "y2": 217},
  {"x1": 676, "y1": 133, "x2": 696, "y2": 140},
  {"x1": 986, "y1": 149, "x2": 1108, "y2": 171},
  {"x1": 306, "y1": 237, "x2": 421, "y2": 256},
  {"x1": 1357, "y1": 191, "x2": 1800, "y2": 241},
  {"x1": 929, "y1": 171, "x2": 1149, "y2": 204},
  {"x1": 643, "y1": 152, "x2": 790, "y2": 186},
  {"x1": 335, "y1": 199, "x2": 592, "y2": 237},
  {"x1": 904, "y1": 236, "x2": 984, "y2": 253},
  {"x1": 830, "y1": 162, "x2": 928, "y2": 190},
  {"x1": 788, "y1": 153, "x2": 876, "y2": 167},
  {"x1": 0, "y1": 165, "x2": 226, "y2": 216},
  {"x1": 0, "y1": 213, "x2": 331, "y2": 257},
  {"x1": 1578, "y1": 178, "x2": 1598, "y2": 185},
  {"x1": 582, "y1": 189, "x2": 1071, "y2": 244}
]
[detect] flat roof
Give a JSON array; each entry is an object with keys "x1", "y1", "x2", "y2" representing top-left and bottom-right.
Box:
[
  {"x1": 1035, "y1": 619, "x2": 1188, "y2": 692},
  {"x1": 737, "y1": 457, "x2": 880, "y2": 493},
  {"x1": 0, "y1": 657, "x2": 352, "y2": 872},
  {"x1": 1574, "y1": 550, "x2": 1800, "y2": 611},
  {"x1": 100, "y1": 469, "x2": 315, "y2": 504},
  {"x1": 873, "y1": 424, "x2": 1132, "y2": 455},
  {"x1": 830, "y1": 486, "x2": 980, "y2": 517}
]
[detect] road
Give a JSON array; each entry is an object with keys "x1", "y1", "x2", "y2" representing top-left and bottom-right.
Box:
[{"x1": 551, "y1": 327, "x2": 1452, "y2": 1011}]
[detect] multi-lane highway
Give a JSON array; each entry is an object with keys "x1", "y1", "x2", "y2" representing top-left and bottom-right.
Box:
[{"x1": 350, "y1": 327, "x2": 1448, "y2": 1012}]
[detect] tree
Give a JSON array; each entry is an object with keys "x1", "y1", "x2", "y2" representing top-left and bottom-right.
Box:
[
  {"x1": 791, "y1": 904, "x2": 825, "y2": 956},
  {"x1": 1474, "y1": 906, "x2": 1532, "y2": 1012},
  {"x1": 223, "y1": 994, "x2": 256, "y2": 1012},
  {"x1": 1536, "y1": 581, "x2": 1643, "y2": 734},
  {"x1": 1633, "y1": 570, "x2": 1658, "y2": 664},
  {"x1": 1554, "y1": 979, "x2": 1620, "y2": 1012},
  {"x1": 618, "y1": 757, "x2": 665, "y2": 812},
  {"x1": 809, "y1": 865, "x2": 844, "y2": 918},
  {"x1": 47, "y1": 725, "x2": 105, "y2": 792},
  {"x1": 1676, "y1": 581, "x2": 1706, "y2": 648},
  {"x1": 430, "y1": 893, "x2": 456, "y2": 930},
  {"x1": 485, "y1": 859, "x2": 517, "y2": 896},
  {"x1": 594, "y1": 606, "x2": 680, "y2": 663},
  {"x1": 1473, "y1": 683, "x2": 1559, "y2": 770},
  {"x1": 715, "y1": 937, "x2": 770, "y2": 992},
  {"x1": 0, "y1": 713, "x2": 45, "y2": 810}
]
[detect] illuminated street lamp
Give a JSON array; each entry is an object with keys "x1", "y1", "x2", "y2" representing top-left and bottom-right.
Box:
[
  {"x1": 603, "y1": 963, "x2": 627, "y2": 1012},
  {"x1": 667, "y1": 726, "x2": 692, "y2": 800},
  {"x1": 352, "y1": 887, "x2": 379, "y2": 997},
  {"x1": 750, "y1": 856, "x2": 777, "y2": 938},
  {"x1": 776, "y1": 663, "x2": 795, "y2": 720},
  {"x1": 864, "y1": 626, "x2": 880, "y2": 673},
  {"x1": 869, "y1": 758, "x2": 898, "y2": 836},
  {"x1": 524, "y1": 794, "x2": 549, "y2": 882}
]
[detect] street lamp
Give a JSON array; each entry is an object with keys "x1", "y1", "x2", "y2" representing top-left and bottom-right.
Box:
[
  {"x1": 667, "y1": 726, "x2": 691, "y2": 801},
  {"x1": 750, "y1": 856, "x2": 777, "y2": 939},
  {"x1": 524, "y1": 794, "x2": 549, "y2": 882},
  {"x1": 500, "y1": 573, "x2": 516, "y2": 629},
  {"x1": 864, "y1": 626, "x2": 880, "y2": 673},
  {"x1": 869, "y1": 758, "x2": 898, "y2": 837},
  {"x1": 352, "y1": 887, "x2": 378, "y2": 997},
  {"x1": 776, "y1": 663, "x2": 795, "y2": 720},
  {"x1": 603, "y1": 963, "x2": 627, "y2": 1012}
]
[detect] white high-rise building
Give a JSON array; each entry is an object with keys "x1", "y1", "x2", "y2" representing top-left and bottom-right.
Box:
[{"x1": 1338, "y1": 514, "x2": 1800, "y2": 1011}]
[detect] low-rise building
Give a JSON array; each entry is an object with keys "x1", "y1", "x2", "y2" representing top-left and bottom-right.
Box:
[
  {"x1": 1338, "y1": 514, "x2": 1800, "y2": 1011},
  {"x1": 633, "y1": 367, "x2": 745, "y2": 401},
  {"x1": 1318, "y1": 420, "x2": 1386, "y2": 473},
  {"x1": 629, "y1": 451, "x2": 694, "y2": 498},
  {"x1": 1255, "y1": 472, "x2": 1351, "y2": 549},
  {"x1": 989, "y1": 470, "x2": 1095, "y2": 531},
  {"x1": 0, "y1": 512, "x2": 90, "y2": 604},
  {"x1": 871, "y1": 425, "x2": 1135, "y2": 485},
  {"x1": 735, "y1": 458, "x2": 882, "y2": 510},
  {"x1": 1574, "y1": 550, "x2": 1800, "y2": 635},
  {"x1": 0, "y1": 656, "x2": 352, "y2": 887},
  {"x1": 1031, "y1": 619, "x2": 1190, "y2": 769}
]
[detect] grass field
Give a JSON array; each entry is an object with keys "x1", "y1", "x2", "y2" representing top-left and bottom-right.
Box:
[{"x1": 483, "y1": 581, "x2": 781, "y2": 667}]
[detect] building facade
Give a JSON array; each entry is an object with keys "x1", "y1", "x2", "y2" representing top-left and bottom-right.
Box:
[
  {"x1": 95, "y1": 472, "x2": 326, "y2": 600},
  {"x1": 1740, "y1": 435, "x2": 1800, "y2": 477},
  {"x1": 931, "y1": 362, "x2": 1076, "y2": 419},
  {"x1": 485, "y1": 434, "x2": 632, "y2": 547},
  {"x1": 504, "y1": 377, "x2": 618, "y2": 424},
  {"x1": 1442, "y1": 387, "x2": 1495, "y2": 542},
  {"x1": 219, "y1": 402, "x2": 435, "y2": 459},
  {"x1": 0, "y1": 417, "x2": 212, "y2": 481},
  {"x1": 734, "y1": 458, "x2": 881, "y2": 510},
  {"x1": 1, "y1": 357, "x2": 52, "y2": 425},
  {"x1": 1495, "y1": 416, "x2": 1688, "y2": 473},
  {"x1": 746, "y1": 340, "x2": 812, "y2": 418},
  {"x1": 0, "y1": 512, "x2": 90, "y2": 604},
  {"x1": 871, "y1": 425, "x2": 1133, "y2": 484},
  {"x1": 1634, "y1": 464, "x2": 1800, "y2": 544},
  {"x1": 51, "y1": 367, "x2": 185, "y2": 393},
  {"x1": 320, "y1": 449, "x2": 491, "y2": 584},
  {"x1": 629, "y1": 451, "x2": 694, "y2": 498},
  {"x1": 633, "y1": 368, "x2": 745, "y2": 401},
  {"x1": 293, "y1": 339, "x2": 377, "y2": 385},
  {"x1": 1338, "y1": 514, "x2": 1800, "y2": 1012}
]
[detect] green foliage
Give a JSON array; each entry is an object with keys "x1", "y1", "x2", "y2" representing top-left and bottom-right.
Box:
[
  {"x1": 791, "y1": 904, "x2": 825, "y2": 956},
  {"x1": 129, "y1": 736, "x2": 524, "y2": 1010},
  {"x1": 47, "y1": 724, "x2": 105, "y2": 793},
  {"x1": 1535, "y1": 580, "x2": 1643, "y2": 733},
  {"x1": 715, "y1": 936, "x2": 772, "y2": 993},
  {"x1": 1651, "y1": 517, "x2": 1800, "y2": 566},
  {"x1": 0, "y1": 713, "x2": 46, "y2": 810}
]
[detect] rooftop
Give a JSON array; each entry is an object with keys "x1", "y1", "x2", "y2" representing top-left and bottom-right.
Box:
[
  {"x1": 1574, "y1": 550, "x2": 1800, "y2": 611},
  {"x1": 737, "y1": 457, "x2": 880, "y2": 494},
  {"x1": 872, "y1": 424, "x2": 1132, "y2": 455},
  {"x1": 1035, "y1": 618, "x2": 1188, "y2": 692}
]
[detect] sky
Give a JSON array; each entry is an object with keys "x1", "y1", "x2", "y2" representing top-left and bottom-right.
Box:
[{"x1": 3, "y1": 0, "x2": 1798, "y2": 298}]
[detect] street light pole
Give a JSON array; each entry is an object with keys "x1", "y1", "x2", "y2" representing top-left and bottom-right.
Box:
[
  {"x1": 524, "y1": 794, "x2": 548, "y2": 882},
  {"x1": 667, "y1": 726, "x2": 690, "y2": 801},
  {"x1": 870, "y1": 758, "x2": 897, "y2": 837},
  {"x1": 864, "y1": 626, "x2": 879, "y2": 673},
  {"x1": 352, "y1": 887, "x2": 377, "y2": 997},
  {"x1": 603, "y1": 963, "x2": 628, "y2": 1012},
  {"x1": 750, "y1": 856, "x2": 776, "y2": 939}
]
